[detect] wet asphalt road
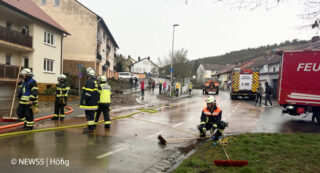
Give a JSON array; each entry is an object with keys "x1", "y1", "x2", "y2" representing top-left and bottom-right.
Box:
[{"x1": 0, "y1": 90, "x2": 319, "y2": 172}]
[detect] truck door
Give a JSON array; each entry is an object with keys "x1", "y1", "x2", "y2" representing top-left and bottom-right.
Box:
[{"x1": 239, "y1": 74, "x2": 252, "y2": 90}]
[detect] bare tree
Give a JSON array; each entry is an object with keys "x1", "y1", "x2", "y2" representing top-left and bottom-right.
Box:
[{"x1": 182, "y1": 0, "x2": 320, "y2": 28}]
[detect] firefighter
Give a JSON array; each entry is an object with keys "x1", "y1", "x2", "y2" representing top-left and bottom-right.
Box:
[
  {"x1": 197, "y1": 96, "x2": 227, "y2": 140},
  {"x1": 80, "y1": 67, "x2": 99, "y2": 134},
  {"x1": 189, "y1": 82, "x2": 193, "y2": 95},
  {"x1": 17, "y1": 68, "x2": 38, "y2": 130},
  {"x1": 94, "y1": 76, "x2": 112, "y2": 128},
  {"x1": 52, "y1": 74, "x2": 70, "y2": 121},
  {"x1": 175, "y1": 81, "x2": 180, "y2": 96}
]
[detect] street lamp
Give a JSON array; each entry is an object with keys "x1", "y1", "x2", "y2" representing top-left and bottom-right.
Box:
[{"x1": 170, "y1": 24, "x2": 179, "y2": 98}]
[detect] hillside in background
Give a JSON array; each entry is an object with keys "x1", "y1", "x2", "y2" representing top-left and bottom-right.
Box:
[{"x1": 190, "y1": 39, "x2": 309, "y2": 73}]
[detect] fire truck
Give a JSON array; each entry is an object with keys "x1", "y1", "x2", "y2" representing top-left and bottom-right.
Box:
[
  {"x1": 203, "y1": 80, "x2": 219, "y2": 95},
  {"x1": 278, "y1": 50, "x2": 320, "y2": 124},
  {"x1": 230, "y1": 68, "x2": 259, "y2": 100}
]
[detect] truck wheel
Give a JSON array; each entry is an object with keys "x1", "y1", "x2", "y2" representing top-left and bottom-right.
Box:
[{"x1": 315, "y1": 113, "x2": 320, "y2": 125}]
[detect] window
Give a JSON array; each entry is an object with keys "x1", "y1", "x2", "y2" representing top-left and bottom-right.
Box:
[
  {"x1": 6, "y1": 21, "x2": 12, "y2": 29},
  {"x1": 41, "y1": 0, "x2": 46, "y2": 5},
  {"x1": 44, "y1": 59, "x2": 54, "y2": 72},
  {"x1": 23, "y1": 57, "x2": 29, "y2": 68},
  {"x1": 54, "y1": 0, "x2": 60, "y2": 6},
  {"x1": 44, "y1": 31, "x2": 54, "y2": 45},
  {"x1": 6, "y1": 54, "x2": 11, "y2": 65}
]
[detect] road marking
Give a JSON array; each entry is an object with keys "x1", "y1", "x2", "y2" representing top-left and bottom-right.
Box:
[
  {"x1": 146, "y1": 131, "x2": 163, "y2": 139},
  {"x1": 96, "y1": 146, "x2": 127, "y2": 159},
  {"x1": 173, "y1": 123, "x2": 183, "y2": 127}
]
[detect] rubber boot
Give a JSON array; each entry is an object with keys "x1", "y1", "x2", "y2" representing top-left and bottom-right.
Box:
[
  {"x1": 51, "y1": 115, "x2": 59, "y2": 120},
  {"x1": 83, "y1": 125, "x2": 94, "y2": 134}
]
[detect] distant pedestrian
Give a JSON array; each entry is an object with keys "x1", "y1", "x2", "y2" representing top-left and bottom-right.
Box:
[
  {"x1": 163, "y1": 82, "x2": 167, "y2": 93},
  {"x1": 152, "y1": 80, "x2": 155, "y2": 92},
  {"x1": 140, "y1": 80, "x2": 145, "y2": 96},
  {"x1": 175, "y1": 81, "x2": 180, "y2": 96},
  {"x1": 264, "y1": 82, "x2": 273, "y2": 106},
  {"x1": 189, "y1": 82, "x2": 193, "y2": 95},
  {"x1": 148, "y1": 79, "x2": 152, "y2": 90},
  {"x1": 255, "y1": 83, "x2": 263, "y2": 106},
  {"x1": 134, "y1": 77, "x2": 138, "y2": 90},
  {"x1": 129, "y1": 77, "x2": 133, "y2": 91},
  {"x1": 159, "y1": 81, "x2": 162, "y2": 94}
]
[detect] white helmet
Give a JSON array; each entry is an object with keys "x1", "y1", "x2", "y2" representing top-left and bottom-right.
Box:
[
  {"x1": 20, "y1": 68, "x2": 32, "y2": 75},
  {"x1": 98, "y1": 75, "x2": 107, "y2": 82},
  {"x1": 206, "y1": 96, "x2": 216, "y2": 104},
  {"x1": 86, "y1": 67, "x2": 95, "y2": 77},
  {"x1": 58, "y1": 74, "x2": 67, "y2": 80}
]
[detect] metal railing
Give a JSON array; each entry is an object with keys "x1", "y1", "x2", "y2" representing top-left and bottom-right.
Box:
[
  {"x1": 97, "y1": 53, "x2": 102, "y2": 61},
  {"x1": 0, "y1": 64, "x2": 32, "y2": 80},
  {"x1": 0, "y1": 26, "x2": 32, "y2": 48}
]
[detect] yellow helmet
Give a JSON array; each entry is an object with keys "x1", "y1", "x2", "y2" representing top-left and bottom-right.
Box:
[{"x1": 206, "y1": 96, "x2": 216, "y2": 104}]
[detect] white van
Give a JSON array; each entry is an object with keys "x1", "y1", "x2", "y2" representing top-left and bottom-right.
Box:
[{"x1": 118, "y1": 72, "x2": 139, "y2": 80}]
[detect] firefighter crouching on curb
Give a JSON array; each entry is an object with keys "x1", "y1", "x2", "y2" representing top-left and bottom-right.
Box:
[
  {"x1": 52, "y1": 74, "x2": 70, "y2": 121},
  {"x1": 94, "y1": 76, "x2": 112, "y2": 128},
  {"x1": 17, "y1": 68, "x2": 39, "y2": 130},
  {"x1": 197, "y1": 96, "x2": 227, "y2": 140},
  {"x1": 80, "y1": 67, "x2": 99, "y2": 134}
]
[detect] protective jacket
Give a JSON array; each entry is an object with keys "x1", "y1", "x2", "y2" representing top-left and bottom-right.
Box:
[
  {"x1": 80, "y1": 78, "x2": 99, "y2": 110},
  {"x1": 98, "y1": 82, "x2": 111, "y2": 104},
  {"x1": 18, "y1": 77, "x2": 38, "y2": 105},
  {"x1": 56, "y1": 81, "x2": 70, "y2": 98},
  {"x1": 200, "y1": 106, "x2": 222, "y2": 125}
]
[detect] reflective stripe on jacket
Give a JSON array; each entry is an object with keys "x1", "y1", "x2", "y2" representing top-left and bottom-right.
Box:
[
  {"x1": 56, "y1": 81, "x2": 70, "y2": 98},
  {"x1": 80, "y1": 78, "x2": 99, "y2": 110},
  {"x1": 18, "y1": 78, "x2": 38, "y2": 105}
]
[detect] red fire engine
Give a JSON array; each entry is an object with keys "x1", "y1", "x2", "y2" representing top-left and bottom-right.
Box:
[{"x1": 278, "y1": 50, "x2": 320, "y2": 124}]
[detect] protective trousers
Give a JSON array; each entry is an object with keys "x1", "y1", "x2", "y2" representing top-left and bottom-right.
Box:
[
  {"x1": 197, "y1": 121, "x2": 226, "y2": 138},
  {"x1": 85, "y1": 110, "x2": 95, "y2": 130},
  {"x1": 95, "y1": 104, "x2": 110, "y2": 126},
  {"x1": 54, "y1": 98, "x2": 66, "y2": 118},
  {"x1": 17, "y1": 104, "x2": 34, "y2": 129}
]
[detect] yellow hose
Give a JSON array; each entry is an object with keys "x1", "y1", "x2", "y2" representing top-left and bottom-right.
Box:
[{"x1": 0, "y1": 105, "x2": 167, "y2": 138}]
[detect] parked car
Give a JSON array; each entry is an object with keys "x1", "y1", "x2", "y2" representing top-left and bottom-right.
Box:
[{"x1": 118, "y1": 72, "x2": 139, "y2": 80}]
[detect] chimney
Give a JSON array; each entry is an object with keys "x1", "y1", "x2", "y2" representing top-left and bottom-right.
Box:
[
  {"x1": 148, "y1": 56, "x2": 150, "y2": 60},
  {"x1": 138, "y1": 57, "x2": 141, "y2": 61}
]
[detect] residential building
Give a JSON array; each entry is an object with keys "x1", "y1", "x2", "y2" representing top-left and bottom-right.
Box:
[
  {"x1": 130, "y1": 57, "x2": 159, "y2": 77},
  {"x1": 196, "y1": 64, "x2": 225, "y2": 81},
  {"x1": 215, "y1": 64, "x2": 236, "y2": 90},
  {"x1": 32, "y1": 0, "x2": 119, "y2": 80},
  {"x1": 0, "y1": 0, "x2": 69, "y2": 92},
  {"x1": 122, "y1": 56, "x2": 136, "y2": 72}
]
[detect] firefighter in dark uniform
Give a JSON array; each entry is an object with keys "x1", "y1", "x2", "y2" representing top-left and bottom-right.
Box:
[
  {"x1": 17, "y1": 68, "x2": 38, "y2": 130},
  {"x1": 94, "y1": 76, "x2": 112, "y2": 128},
  {"x1": 52, "y1": 74, "x2": 70, "y2": 121},
  {"x1": 197, "y1": 96, "x2": 227, "y2": 140},
  {"x1": 80, "y1": 67, "x2": 99, "y2": 134}
]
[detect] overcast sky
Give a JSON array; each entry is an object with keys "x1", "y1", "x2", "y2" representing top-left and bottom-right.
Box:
[{"x1": 78, "y1": 0, "x2": 316, "y2": 62}]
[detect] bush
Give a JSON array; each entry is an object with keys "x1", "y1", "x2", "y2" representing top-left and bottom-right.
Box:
[{"x1": 41, "y1": 87, "x2": 56, "y2": 95}]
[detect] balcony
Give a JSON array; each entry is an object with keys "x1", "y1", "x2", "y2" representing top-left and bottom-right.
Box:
[
  {"x1": 97, "y1": 34, "x2": 102, "y2": 45},
  {"x1": 0, "y1": 64, "x2": 32, "y2": 82},
  {"x1": 0, "y1": 26, "x2": 33, "y2": 52},
  {"x1": 97, "y1": 53, "x2": 102, "y2": 61}
]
